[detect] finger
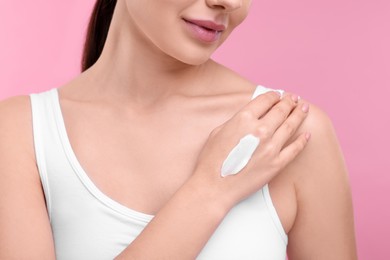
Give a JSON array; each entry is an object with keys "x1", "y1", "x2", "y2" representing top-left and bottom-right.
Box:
[
  {"x1": 237, "y1": 91, "x2": 281, "y2": 120},
  {"x1": 254, "y1": 94, "x2": 299, "y2": 138},
  {"x1": 278, "y1": 132, "x2": 311, "y2": 167},
  {"x1": 272, "y1": 102, "x2": 310, "y2": 150}
]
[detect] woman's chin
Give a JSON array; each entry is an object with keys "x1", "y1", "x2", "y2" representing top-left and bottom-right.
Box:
[
  {"x1": 172, "y1": 50, "x2": 214, "y2": 66},
  {"x1": 179, "y1": 56, "x2": 210, "y2": 66}
]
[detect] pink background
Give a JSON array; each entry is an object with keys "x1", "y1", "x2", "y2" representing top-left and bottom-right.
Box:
[{"x1": 1, "y1": 1, "x2": 389, "y2": 258}]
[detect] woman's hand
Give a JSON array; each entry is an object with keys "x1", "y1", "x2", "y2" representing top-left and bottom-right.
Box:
[
  {"x1": 190, "y1": 90, "x2": 310, "y2": 209},
  {"x1": 117, "y1": 90, "x2": 311, "y2": 260}
]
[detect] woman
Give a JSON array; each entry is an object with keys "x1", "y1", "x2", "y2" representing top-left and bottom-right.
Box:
[{"x1": 0, "y1": 0, "x2": 357, "y2": 259}]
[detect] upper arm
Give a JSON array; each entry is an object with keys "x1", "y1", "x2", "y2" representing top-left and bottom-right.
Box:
[
  {"x1": 286, "y1": 103, "x2": 358, "y2": 259},
  {"x1": 0, "y1": 96, "x2": 56, "y2": 259}
]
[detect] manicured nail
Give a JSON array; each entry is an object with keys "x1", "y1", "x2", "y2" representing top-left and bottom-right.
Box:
[
  {"x1": 302, "y1": 103, "x2": 310, "y2": 113},
  {"x1": 291, "y1": 95, "x2": 299, "y2": 103}
]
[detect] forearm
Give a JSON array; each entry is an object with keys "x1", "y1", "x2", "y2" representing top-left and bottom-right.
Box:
[{"x1": 115, "y1": 176, "x2": 229, "y2": 260}]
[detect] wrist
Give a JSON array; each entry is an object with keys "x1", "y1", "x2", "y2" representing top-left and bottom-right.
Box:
[{"x1": 182, "y1": 172, "x2": 233, "y2": 218}]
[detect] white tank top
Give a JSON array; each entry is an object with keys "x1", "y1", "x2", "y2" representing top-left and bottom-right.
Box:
[{"x1": 30, "y1": 85, "x2": 287, "y2": 260}]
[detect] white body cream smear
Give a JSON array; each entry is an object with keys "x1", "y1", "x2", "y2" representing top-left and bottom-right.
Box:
[
  {"x1": 220, "y1": 134, "x2": 260, "y2": 177},
  {"x1": 220, "y1": 88, "x2": 284, "y2": 177}
]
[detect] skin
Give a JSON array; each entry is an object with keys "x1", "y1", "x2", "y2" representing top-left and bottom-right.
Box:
[{"x1": 0, "y1": 0, "x2": 357, "y2": 259}]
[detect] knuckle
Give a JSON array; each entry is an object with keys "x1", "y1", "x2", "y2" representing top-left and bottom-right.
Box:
[
  {"x1": 283, "y1": 122, "x2": 295, "y2": 136},
  {"x1": 300, "y1": 136, "x2": 308, "y2": 149},
  {"x1": 271, "y1": 157, "x2": 282, "y2": 170},
  {"x1": 273, "y1": 105, "x2": 289, "y2": 117},
  {"x1": 258, "y1": 91, "x2": 278, "y2": 105},
  {"x1": 291, "y1": 109, "x2": 306, "y2": 123},
  {"x1": 293, "y1": 108, "x2": 304, "y2": 119},
  {"x1": 255, "y1": 125, "x2": 271, "y2": 139},
  {"x1": 265, "y1": 144, "x2": 277, "y2": 156},
  {"x1": 282, "y1": 97, "x2": 295, "y2": 109},
  {"x1": 294, "y1": 138, "x2": 306, "y2": 153},
  {"x1": 264, "y1": 91, "x2": 278, "y2": 101},
  {"x1": 283, "y1": 93, "x2": 295, "y2": 104},
  {"x1": 238, "y1": 110, "x2": 254, "y2": 121}
]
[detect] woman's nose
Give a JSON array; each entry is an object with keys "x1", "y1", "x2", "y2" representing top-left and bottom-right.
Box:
[{"x1": 206, "y1": 0, "x2": 242, "y2": 12}]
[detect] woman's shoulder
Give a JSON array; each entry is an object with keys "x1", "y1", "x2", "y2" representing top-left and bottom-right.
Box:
[
  {"x1": 0, "y1": 94, "x2": 33, "y2": 128},
  {"x1": 0, "y1": 94, "x2": 33, "y2": 132},
  {"x1": 213, "y1": 61, "x2": 333, "y2": 120},
  {"x1": 285, "y1": 97, "x2": 344, "y2": 179},
  {"x1": 212, "y1": 60, "x2": 335, "y2": 124},
  {"x1": 296, "y1": 99, "x2": 340, "y2": 167},
  {"x1": 209, "y1": 60, "x2": 259, "y2": 94},
  {"x1": 300, "y1": 99, "x2": 334, "y2": 132},
  {"x1": 0, "y1": 94, "x2": 35, "y2": 163}
]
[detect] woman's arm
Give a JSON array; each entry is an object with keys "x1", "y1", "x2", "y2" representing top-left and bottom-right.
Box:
[
  {"x1": 0, "y1": 96, "x2": 56, "y2": 259},
  {"x1": 286, "y1": 104, "x2": 358, "y2": 259}
]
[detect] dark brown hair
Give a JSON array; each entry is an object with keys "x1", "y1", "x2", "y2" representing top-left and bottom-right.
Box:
[{"x1": 81, "y1": 0, "x2": 117, "y2": 72}]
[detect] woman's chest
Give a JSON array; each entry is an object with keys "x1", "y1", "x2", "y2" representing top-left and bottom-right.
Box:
[
  {"x1": 59, "y1": 95, "x2": 296, "y2": 234},
  {"x1": 63, "y1": 104, "x2": 222, "y2": 216}
]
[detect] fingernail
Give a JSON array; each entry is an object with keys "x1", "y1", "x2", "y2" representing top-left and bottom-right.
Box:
[
  {"x1": 302, "y1": 103, "x2": 310, "y2": 113},
  {"x1": 291, "y1": 95, "x2": 299, "y2": 103},
  {"x1": 305, "y1": 132, "x2": 311, "y2": 141}
]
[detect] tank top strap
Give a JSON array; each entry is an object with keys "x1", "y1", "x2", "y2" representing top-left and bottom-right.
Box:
[
  {"x1": 252, "y1": 84, "x2": 284, "y2": 100},
  {"x1": 30, "y1": 88, "x2": 63, "y2": 220}
]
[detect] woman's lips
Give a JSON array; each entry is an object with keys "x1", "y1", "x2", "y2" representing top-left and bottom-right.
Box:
[
  {"x1": 183, "y1": 18, "x2": 225, "y2": 43},
  {"x1": 184, "y1": 19, "x2": 226, "y2": 31}
]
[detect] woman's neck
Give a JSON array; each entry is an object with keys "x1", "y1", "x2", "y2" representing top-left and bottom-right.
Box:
[{"x1": 82, "y1": 1, "x2": 218, "y2": 108}]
